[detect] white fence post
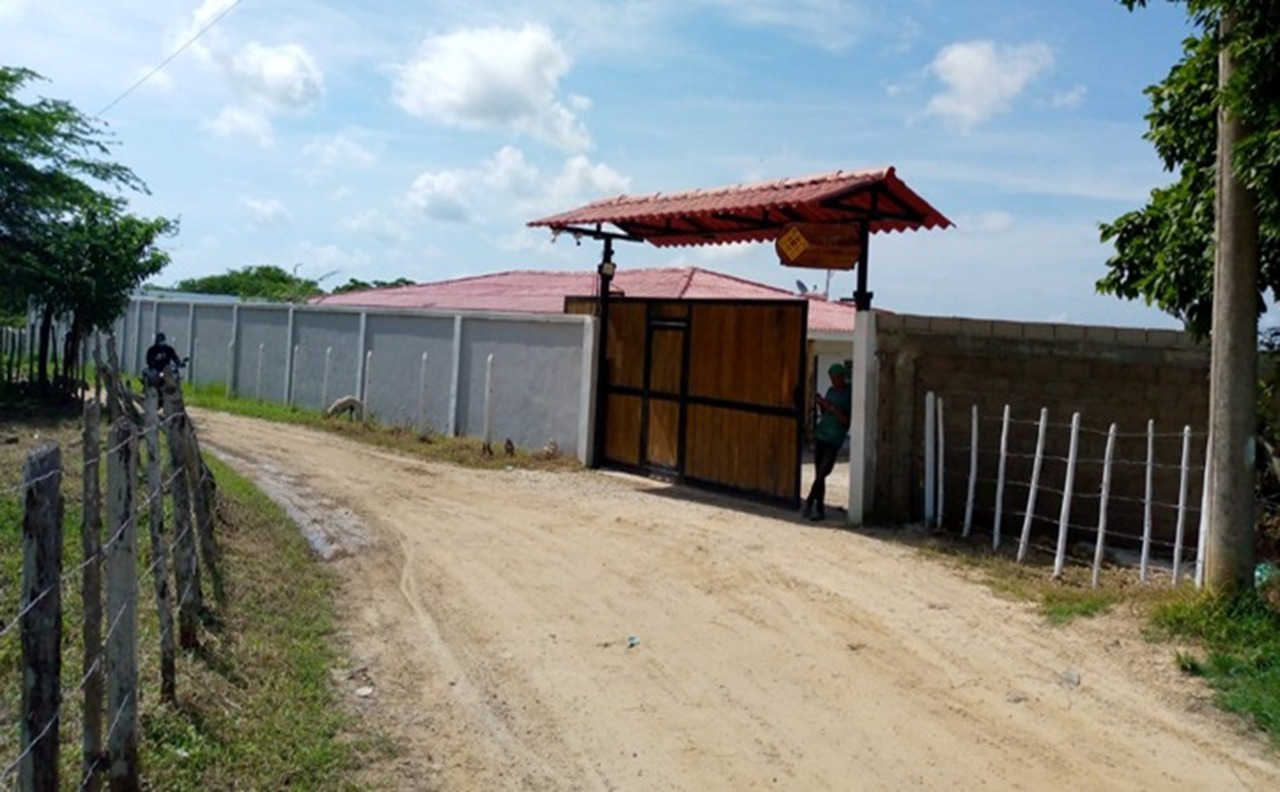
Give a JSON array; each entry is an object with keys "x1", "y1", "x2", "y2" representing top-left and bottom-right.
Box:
[
  {"x1": 1092, "y1": 423, "x2": 1118, "y2": 588},
  {"x1": 190, "y1": 338, "x2": 199, "y2": 386},
  {"x1": 1196, "y1": 439, "x2": 1211, "y2": 589},
  {"x1": 288, "y1": 344, "x2": 300, "y2": 407},
  {"x1": 448, "y1": 315, "x2": 463, "y2": 436},
  {"x1": 225, "y1": 339, "x2": 235, "y2": 398},
  {"x1": 936, "y1": 397, "x2": 946, "y2": 527},
  {"x1": 417, "y1": 351, "x2": 430, "y2": 437},
  {"x1": 964, "y1": 403, "x2": 978, "y2": 538},
  {"x1": 924, "y1": 391, "x2": 936, "y2": 527},
  {"x1": 255, "y1": 342, "x2": 265, "y2": 400},
  {"x1": 1017, "y1": 408, "x2": 1049, "y2": 563},
  {"x1": 1140, "y1": 419, "x2": 1156, "y2": 583},
  {"x1": 993, "y1": 404, "x2": 1011, "y2": 550},
  {"x1": 1173, "y1": 426, "x2": 1192, "y2": 585},
  {"x1": 483, "y1": 353, "x2": 495, "y2": 451},
  {"x1": 321, "y1": 346, "x2": 333, "y2": 409},
  {"x1": 363, "y1": 350, "x2": 373, "y2": 423},
  {"x1": 1053, "y1": 412, "x2": 1082, "y2": 579}
]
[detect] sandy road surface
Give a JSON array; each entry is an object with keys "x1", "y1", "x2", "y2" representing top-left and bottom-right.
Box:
[{"x1": 194, "y1": 410, "x2": 1278, "y2": 791}]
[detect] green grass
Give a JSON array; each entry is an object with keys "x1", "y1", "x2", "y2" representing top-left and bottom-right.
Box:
[
  {"x1": 1, "y1": 414, "x2": 374, "y2": 789},
  {"x1": 914, "y1": 538, "x2": 1123, "y2": 625},
  {"x1": 183, "y1": 380, "x2": 579, "y2": 472},
  {"x1": 1149, "y1": 588, "x2": 1280, "y2": 745}
]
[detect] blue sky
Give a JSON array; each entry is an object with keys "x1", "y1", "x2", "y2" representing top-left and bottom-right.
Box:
[{"x1": 1, "y1": 0, "x2": 1197, "y2": 328}]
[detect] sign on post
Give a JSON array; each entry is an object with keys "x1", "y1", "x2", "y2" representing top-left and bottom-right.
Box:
[{"x1": 775, "y1": 223, "x2": 862, "y2": 270}]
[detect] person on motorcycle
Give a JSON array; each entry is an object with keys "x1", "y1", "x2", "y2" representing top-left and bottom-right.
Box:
[{"x1": 144, "y1": 332, "x2": 183, "y2": 390}]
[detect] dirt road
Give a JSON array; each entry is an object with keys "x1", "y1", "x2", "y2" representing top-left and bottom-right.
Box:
[{"x1": 195, "y1": 410, "x2": 1278, "y2": 791}]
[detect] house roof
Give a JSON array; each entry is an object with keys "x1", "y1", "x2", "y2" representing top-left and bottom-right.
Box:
[
  {"x1": 526, "y1": 167, "x2": 952, "y2": 247},
  {"x1": 311, "y1": 266, "x2": 860, "y2": 335}
]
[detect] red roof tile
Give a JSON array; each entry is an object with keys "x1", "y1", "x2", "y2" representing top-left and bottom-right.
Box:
[
  {"x1": 527, "y1": 167, "x2": 951, "y2": 247},
  {"x1": 311, "y1": 266, "x2": 859, "y2": 334}
]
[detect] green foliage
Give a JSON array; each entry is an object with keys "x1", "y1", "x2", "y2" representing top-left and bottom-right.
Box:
[
  {"x1": 1151, "y1": 588, "x2": 1280, "y2": 742},
  {"x1": 1, "y1": 65, "x2": 175, "y2": 393},
  {"x1": 174, "y1": 265, "x2": 325, "y2": 303},
  {"x1": 1099, "y1": 2, "x2": 1280, "y2": 337},
  {"x1": 330, "y1": 277, "x2": 415, "y2": 294}
]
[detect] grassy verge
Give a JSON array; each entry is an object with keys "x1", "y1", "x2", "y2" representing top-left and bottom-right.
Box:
[
  {"x1": 141, "y1": 454, "x2": 365, "y2": 789},
  {"x1": 1, "y1": 414, "x2": 371, "y2": 789},
  {"x1": 1150, "y1": 588, "x2": 1280, "y2": 746},
  {"x1": 183, "y1": 381, "x2": 579, "y2": 472},
  {"x1": 916, "y1": 531, "x2": 1280, "y2": 746}
]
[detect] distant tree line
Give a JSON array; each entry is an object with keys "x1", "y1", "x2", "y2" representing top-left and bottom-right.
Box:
[{"x1": 169, "y1": 267, "x2": 414, "y2": 302}]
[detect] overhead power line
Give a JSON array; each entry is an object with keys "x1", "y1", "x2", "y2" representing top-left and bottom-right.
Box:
[{"x1": 96, "y1": 0, "x2": 246, "y2": 118}]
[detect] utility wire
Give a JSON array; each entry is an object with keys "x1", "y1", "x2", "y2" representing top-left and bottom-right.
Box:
[{"x1": 96, "y1": 0, "x2": 246, "y2": 118}]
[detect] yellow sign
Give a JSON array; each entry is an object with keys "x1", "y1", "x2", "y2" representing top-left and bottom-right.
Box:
[{"x1": 777, "y1": 226, "x2": 810, "y2": 261}]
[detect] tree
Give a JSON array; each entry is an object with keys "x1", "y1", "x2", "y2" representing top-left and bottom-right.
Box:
[
  {"x1": 1102, "y1": 1, "x2": 1280, "y2": 590},
  {"x1": 1, "y1": 66, "x2": 174, "y2": 396},
  {"x1": 331, "y1": 276, "x2": 415, "y2": 294},
  {"x1": 174, "y1": 265, "x2": 325, "y2": 302},
  {"x1": 1098, "y1": 2, "x2": 1280, "y2": 336}
]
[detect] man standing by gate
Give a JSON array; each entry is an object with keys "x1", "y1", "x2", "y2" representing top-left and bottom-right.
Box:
[{"x1": 803, "y1": 362, "x2": 851, "y2": 521}]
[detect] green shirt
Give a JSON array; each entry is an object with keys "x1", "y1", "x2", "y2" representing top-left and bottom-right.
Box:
[{"x1": 814, "y1": 384, "x2": 851, "y2": 445}]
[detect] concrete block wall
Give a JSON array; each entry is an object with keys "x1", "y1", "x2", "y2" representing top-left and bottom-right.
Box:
[{"x1": 874, "y1": 313, "x2": 1210, "y2": 551}]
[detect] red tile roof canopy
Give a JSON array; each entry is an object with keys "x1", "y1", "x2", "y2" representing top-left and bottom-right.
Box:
[{"x1": 526, "y1": 167, "x2": 952, "y2": 247}]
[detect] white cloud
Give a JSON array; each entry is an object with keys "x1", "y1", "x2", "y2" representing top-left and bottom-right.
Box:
[
  {"x1": 702, "y1": 0, "x2": 866, "y2": 52},
  {"x1": 297, "y1": 243, "x2": 372, "y2": 282},
  {"x1": 240, "y1": 196, "x2": 292, "y2": 226},
  {"x1": 924, "y1": 40, "x2": 1054, "y2": 131},
  {"x1": 227, "y1": 41, "x2": 325, "y2": 109},
  {"x1": 205, "y1": 106, "x2": 274, "y2": 146},
  {"x1": 1052, "y1": 85, "x2": 1088, "y2": 109},
  {"x1": 962, "y1": 211, "x2": 1014, "y2": 233},
  {"x1": 481, "y1": 146, "x2": 539, "y2": 196},
  {"x1": 545, "y1": 155, "x2": 629, "y2": 208},
  {"x1": 406, "y1": 169, "x2": 474, "y2": 223},
  {"x1": 169, "y1": 0, "x2": 239, "y2": 63},
  {"x1": 341, "y1": 210, "x2": 410, "y2": 243},
  {"x1": 392, "y1": 24, "x2": 591, "y2": 152},
  {"x1": 305, "y1": 134, "x2": 377, "y2": 168},
  {"x1": 405, "y1": 146, "x2": 629, "y2": 225}
]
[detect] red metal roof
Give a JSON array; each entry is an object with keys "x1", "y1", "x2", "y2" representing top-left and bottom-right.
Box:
[
  {"x1": 311, "y1": 266, "x2": 860, "y2": 334},
  {"x1": 527, "y1": 167, "x2": 951, "y2": 247}
]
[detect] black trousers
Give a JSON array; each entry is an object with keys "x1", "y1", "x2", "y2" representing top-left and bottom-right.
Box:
[{"x1": 806, "y1": 440, "x2": 841, "y2": 513}]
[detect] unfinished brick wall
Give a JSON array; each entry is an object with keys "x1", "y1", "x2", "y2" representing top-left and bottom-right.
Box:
[{"x1": 873, "y1": 314, "x2": 1210, "y2": 553}]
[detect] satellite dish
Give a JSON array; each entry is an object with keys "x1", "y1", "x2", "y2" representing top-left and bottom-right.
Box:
[{"x1": 795, "y1": 279, "x2": 808, "y2": 294}]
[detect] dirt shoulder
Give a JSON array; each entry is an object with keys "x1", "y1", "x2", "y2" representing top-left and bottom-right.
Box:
[{"x1": 193, "y1": 409, "x2": 1279, "y2": 791}]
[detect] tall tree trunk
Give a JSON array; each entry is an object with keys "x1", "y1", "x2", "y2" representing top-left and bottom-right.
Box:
[{"x1": 1206, "y1": 7, "x2": 1259, "y2": 591}]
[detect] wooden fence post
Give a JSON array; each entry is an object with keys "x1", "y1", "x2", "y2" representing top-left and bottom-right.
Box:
[
  {"x1": 1017, "y1": 408, "x2": 1049, "y2": 563},
  {"x1": 105, "y1": 422, "x2": 139, "y2": 791},
  {"x1": 20, "y1": 445, "x2": 64, "y2": 792},
  {"x1": 162, "y1": 374, "x2": 222, "y2": 603},
  {"x1": 143, "y1": 388, "x2": 177, "y2": 703},
  {"x1": 82, "y1": 402, "x2": 105, "y2": 792},
  {"x1": 161, "y1": 385, "x2": 202, "y2": 647}
]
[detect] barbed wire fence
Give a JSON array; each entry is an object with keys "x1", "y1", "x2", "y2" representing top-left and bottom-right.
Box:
[
  {"x1": 922, "y1": 392, "x2": 1210, "y2": 588},
  {"x1": 1, "y1": 335, "x2": 220, "y2": 792}
]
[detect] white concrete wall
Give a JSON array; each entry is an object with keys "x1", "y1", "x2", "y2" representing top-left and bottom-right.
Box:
[{"x1": 124, "y1": 296, "x2": 596, "y2": 461}]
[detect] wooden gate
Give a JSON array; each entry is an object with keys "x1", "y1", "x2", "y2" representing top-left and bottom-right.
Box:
[{"x1": 573, "y1": 297, "x2": 808, "y2": 505}]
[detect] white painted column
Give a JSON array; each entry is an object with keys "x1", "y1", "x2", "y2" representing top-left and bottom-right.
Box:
[
  {"x1": 227, "y1": 304, "x2": 240, "y2": 398},
  {"x1": 448, "y1": 315, "x2": 464, "y2": 436},
  {"x1": 355, "y1": 310, "x2": 368, "y2": 401},
  {"x1": 186, "y1": 302, "x2": 196, "y2": 363},
  {"x1": 846, "y1": 310, "x2": 877, "y2": 525},
  {"x1": 578, "y1": 316, "x2": 598, "y2": 465},
  {"x1": 283, "y1": 305, "x2": 297, "y2": 405}
]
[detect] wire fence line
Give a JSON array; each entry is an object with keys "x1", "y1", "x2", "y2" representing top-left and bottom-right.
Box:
[
  {"x1": 2, "y1": 350, "x2": 220, "y2": 792},
  {"x1": 923, "y1": 393, "x2": 1209, "y2": 589}
]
